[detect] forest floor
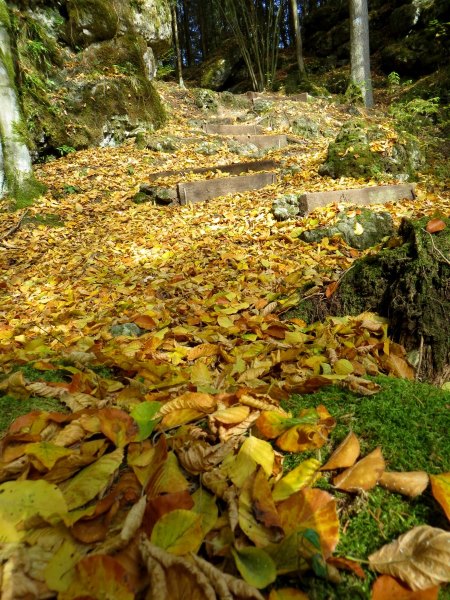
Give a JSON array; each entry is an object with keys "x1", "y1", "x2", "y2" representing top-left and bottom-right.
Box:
[{"x1": 0, "y1": 82, "x2": 449, "y2": 599}]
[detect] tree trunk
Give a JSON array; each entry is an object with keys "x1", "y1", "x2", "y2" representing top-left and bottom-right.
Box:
[
  {"x1": 171, "y1": 1, "x2": 185, "y2": 88},
  {"x1": 349, "y1": 0, "x2": 373, "y2": 108},
  {"x1": 289, "y1": 0, "x2": 305, "y2": 74},
  {"x1": 181, "y1": 0, "x2": 192, "y2": 67},
  {"x1": 0, "y1": 0, "x2": 42, "y2": 203}
]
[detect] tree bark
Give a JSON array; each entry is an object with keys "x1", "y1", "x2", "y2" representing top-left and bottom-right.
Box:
[
  {"x1": 289, "y1": 0, "x2": 305, "y2": 74},
  {"x1": 171, "y1": 1, "x2": 185, "y2": 88},
  {"x1": 349, "y1": 0, "x2": 373, "y2": 108},
  {"x1": 0, "y1": 0, "x2": 41, "y2": 202}
]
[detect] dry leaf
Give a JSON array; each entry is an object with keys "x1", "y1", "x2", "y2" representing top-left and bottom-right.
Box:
[
  {"x1": 333, "y1": 447, "x2": 385, "y2": 492},
  {"x1": 372, "y1": 574, "x2": 439, "y2": 599},
  {"x1": 379, "y1": 471, "x2": 429, "y2": 498},
  {"x1": 369, "y1": 526, "x2": 450, "y2": 591},
  {"x1": 430, "y1": 473, "x2": 450, "y2": 521},
  {"x1": 425, "y1": 219, "x2": 446, "y2": 234},
  {"x1": 320, "y1": 432, "x2": 360, "y2": 470}
]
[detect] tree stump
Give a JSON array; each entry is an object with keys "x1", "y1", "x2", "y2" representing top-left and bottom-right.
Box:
[{"x1": 330, "y1": 217, "x2": 450, "y2": 383}]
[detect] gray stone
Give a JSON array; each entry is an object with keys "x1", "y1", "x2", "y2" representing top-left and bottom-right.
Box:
[
  {"x1": 110, "y1": 323, "x2": 143, "y2": 337},
  {"x1": 252, "y1": 99, "x2": 274, "y2": 114},
  {"x1": 272, "y1": 194, "x2": 302, "y2": 221},
  {"x1": 290, "y1": 116, "x2": 321, "y2": 138},
  {"x1": 300, "y1": 209, "x2": 395, "y2": 250},
  {"x1": 226, "y1": 141, "x2": 260, "y2": 157}
]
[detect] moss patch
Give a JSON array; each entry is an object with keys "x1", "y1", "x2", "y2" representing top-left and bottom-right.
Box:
[{"x1": 280, "y1": 375, "x2": 450, "y2": 599}]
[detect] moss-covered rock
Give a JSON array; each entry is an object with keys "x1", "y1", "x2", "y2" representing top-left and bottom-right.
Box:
[
  {"x1": 331, "y1": 216, "x2": 450, "y2": 382},
  {"x1": 300, "y1": 209, "x2": 394, "y2": 250},
  {"x1": 200, "y1": 40, "x2": 242, "y2": 90},
  {"x1": 66, "y1": 0, "x2": 121, "y2": 48},
  {"x1": 319, "y1": 118, "x2": 424, "y2": 180}
]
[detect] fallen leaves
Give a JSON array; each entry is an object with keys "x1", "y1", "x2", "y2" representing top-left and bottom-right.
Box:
[{"x1": 369, "y1": 526, "x2": 450, "y2": 591}]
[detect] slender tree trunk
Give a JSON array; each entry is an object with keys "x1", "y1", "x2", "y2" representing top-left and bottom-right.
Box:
[
  {"x1": 289, "y1": 0, "x2": 305, "y2": 74},
  {"x1": 0, "y1": 0, "x2": 42, "y2": 202},
  {"x1": 181, "y1": 0, "x2": 192, "y2": 67},
  {"x1": 349, "y1": 0, "x2": 373, "y2": 107},
  {"x1": 171, "y1": 1, "x2": 185, "y2": 88}
]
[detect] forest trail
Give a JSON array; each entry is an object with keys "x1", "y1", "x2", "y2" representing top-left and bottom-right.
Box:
[{"x1": 0, "y1": 83, "x2": 449, "y2": 599}]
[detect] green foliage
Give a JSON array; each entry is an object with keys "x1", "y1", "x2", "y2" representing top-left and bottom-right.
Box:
[
  {"x1": 387, "y1": 71, "x2": 400, "y2": 88},
  {"x1": 390, "y1": 97, "x2": 440, "y2": 132},
  {"x1": 57, "y1": 146, "x2": 76, "y2": 157}
]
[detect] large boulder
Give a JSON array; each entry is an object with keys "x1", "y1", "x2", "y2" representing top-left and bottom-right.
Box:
[
  {"x1": 319, "y1": 119, "x2": 424, "y2": 180},
  {"x1": 9, "y1": 0, "x2": 169, "y2": 155}
]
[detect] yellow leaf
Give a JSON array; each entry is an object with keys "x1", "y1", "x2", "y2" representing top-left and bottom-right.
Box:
[
  {"x1": 151, "y1": 509, "x2": 204, "y2": 555},
  {"x1": 272, "y1": 458, "x2": 321, "y2": 502}
]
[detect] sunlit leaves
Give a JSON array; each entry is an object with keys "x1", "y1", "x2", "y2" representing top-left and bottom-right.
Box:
[{"x1": 333, "y1": 447, "x2": 385, "y2": 492}]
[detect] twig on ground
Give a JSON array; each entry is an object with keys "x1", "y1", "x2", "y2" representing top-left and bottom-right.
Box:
[{"x1": 1, "y1": 209, "x2": 29, "y2": 241}]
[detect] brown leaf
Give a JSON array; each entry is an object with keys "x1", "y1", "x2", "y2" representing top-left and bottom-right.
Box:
[
  {"x1": 425, "y1": 218, "x2": 446, "y2": 234},
  {"x1": 369, "y1": 526, "x2": 450, "y2": 591},
  {"x1": 320, "y1": 432, "x2": 360, "y2": 470},
  {"x1": 372, "y1": 575, "x2": 439, "y2": 600},
  {"x1": 379, "y1": 471, "x2": 429, "y2": 498},
  {"x1": 333, "y1": 447, "x2": 385, "y2": 492}
]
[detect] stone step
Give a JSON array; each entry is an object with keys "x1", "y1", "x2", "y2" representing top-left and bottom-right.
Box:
[
  {"x1": 231, "y1": 134, "x2": 288, "y2": 150},
  {"x1": 298, "y1": 184, "x2": 416, "y2": 215},
  {"x1": 246, "y1": 91, "x2": 310, "y2": 102},
  {"x1": 178, "y1": 172, "x2": 277, "y2": 205},
  {"x1": 203, "y1": 123, "x2": 264, "y2": 135},
  {"x1": 138, "y1": 171, "x2": 277, "y2": 205},
  {"x1": 144, "y1": 159, "x2": 278, "y2": 183}
]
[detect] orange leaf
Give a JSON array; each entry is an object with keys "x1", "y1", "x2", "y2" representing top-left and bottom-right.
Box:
[
  {"x1": 425, "y1": 219, "x2": 446, "y2": 234},
  {"x1": 60, "y1": 555, "x2": 134, "y2": 600},
  {"x1": 252, "y1": 467, "x2": 284, "y2": 536},
  {"x1": 277, "y1": 487, "x2": 339, "y2": 557},
  {"x1": 320, "y1": 432, "x2": 360, "y2": 470},
  {"x1": 333, "y1": 447, "x2": 385, "y2": 492},
  {"x1": 327, "y1": 556, "x2": 365, "y2": 579},
  {"x1": 97, "y1": 408, "x2": 139, "y2": 447},
  {"x1": 430, "y1": 473, "x2": 450, "y2": 521},
  {"x1": 255, "y1": 411, "x2": 293, "y2": 438},
  {"x1": 372, "y1": 575, "x2": 439, "y2": 600},
  {"x1": 325, "y1": 281, "x2": 339, "y2": 298},
  {"x1": 133, "y1": 315, "x2": 157, "y2": 330}
]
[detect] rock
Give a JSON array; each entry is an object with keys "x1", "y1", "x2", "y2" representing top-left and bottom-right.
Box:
[
  {"x1": 137, "y1": 185, "x2": 178, "y2": 204},
  {"x1": 252, "y1": 98, "x2": 274, "y2": 114},
  {"x1": 129, "y1": 0, "x2": 172, "y2": 55},
  {"x1": 195, "y1": 140, "x2": 224, "y2": 155},
  {"x1": 319, "y1": 118, "x2": 424, "y2": 180},
  {"x1": 192, "y1": 89, "x2": 219, "y2": 112},
  {"x1": 11, "y1": 1, "x2": 169, "y2": 157},
  {"x1": 200, "y1": 40, "x2": 242, "y2": 90},
  {"x1": 140, "y1": 136, "x2": 177, "y2": 152},
  {"x1": 66, "y1": 0, "x2": 121, "y2": 48},
  {"x1": 110, "y1": 323, "x2": 143, "y2": 337},
  {"x1": 290, "y1": 116, "x2": 321, "y2": 138},
  {"x1": 299, "y1": 209, "x2": 394, "y2": 250},
  {"x1": 272, "y1": 194, "x2": 302, "y2": 221},
  {"x1": 226, "y1": 140, "x2": 260, "y2": 157}
]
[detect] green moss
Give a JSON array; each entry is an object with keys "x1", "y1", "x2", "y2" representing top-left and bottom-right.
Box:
[
  {"x1": 0, "y1": 394, "x2": 68, "y2": 434},
  {"x1": 8, "y1": 175, "x2": 46, "y2": 209},
  {"x1": 279, "y1": 375, "x2": 450, "y2": 598},
  {"x1": 0, "y1": 0, "x2": 10, "y2": 28}
]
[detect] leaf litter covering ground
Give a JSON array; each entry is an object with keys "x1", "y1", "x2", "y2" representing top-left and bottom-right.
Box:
[{"x1": 0, "y1": 84, "x2": 450, "y2": 598}]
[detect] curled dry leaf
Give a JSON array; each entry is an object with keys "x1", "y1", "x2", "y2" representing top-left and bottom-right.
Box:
[
  {"x1": 333, "y1": 447, "x2": 385, "y2": 492},
  {"x1": 369, "y1": 525, "x2": 450, "y2": 591},
  {"x1": 320, "y1": 432, "x2": 360, "y2": 471},
  {"x1": 372, "y1": 574, "x2": 439, "y2": 600},
  {"x1": 379, "y1": 471, "x2": 429, "y2": 498},
  {"x1": 213, "y1": 405, "x2": 251, "y2": 425},
  {"x1": 177, "y1": 438, "x2": 238, "y2": 475}
]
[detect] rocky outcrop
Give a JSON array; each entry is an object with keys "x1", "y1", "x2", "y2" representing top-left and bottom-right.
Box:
[
  {"x1": 319, "y1": 118, "x2": 424, "y2": 181},
  {"x1": 7, "y1": 0, "x2": 171, "y2": 156}
]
